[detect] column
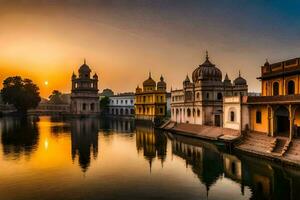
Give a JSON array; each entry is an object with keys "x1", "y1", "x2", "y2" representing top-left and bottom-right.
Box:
[
  {"x1": 289, "y1": 104, "x2": 295, "y2": 140},
  {"x1": 268, "y1": 105, "x2": 274, "y2": 137}
]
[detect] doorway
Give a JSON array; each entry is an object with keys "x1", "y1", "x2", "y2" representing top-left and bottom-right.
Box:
[
  {"x1": 215, "y1": 115, "x2": 221, "y2": 127},
  {"x1": 275, "y1": 106, "x2": 289, "y2": 137}
]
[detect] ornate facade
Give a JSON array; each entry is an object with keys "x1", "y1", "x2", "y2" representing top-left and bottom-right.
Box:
[
  {"x1": 171, "y1": 52, "x2": 247, "y2": 126},
  {"x1": 108, "y1": 93, "x2": 135, "y2": 117},
  {"x1": 70, "y1": 60, "x2": 100, "y2": 115},
  {"x1": 135, "y1": 73, "x2": 167, "y2": 121}
]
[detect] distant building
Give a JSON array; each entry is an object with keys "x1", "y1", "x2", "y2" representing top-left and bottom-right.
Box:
[
  {"x1": 99, "y1": 88, "x2": 114, "y2": 99},
  {"x1": 135, "y1": 73, "x2": 167, "y2": 121},
  {"x1": 108, "y1": 92, "x2": 135, "y2": 117},
  {"x1": 171, "y1": 52, "x2": 248, "y2": 126},
  {"x1": 70, "y1": 60, "x2": 100, "y2": 115}
]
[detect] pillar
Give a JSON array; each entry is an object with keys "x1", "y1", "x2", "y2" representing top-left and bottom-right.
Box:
[
  {"x1": 289, "y1": 104, "x2": 295, "y2": 140},
  {"x1": 268, "y1": 105, "x2": 274, "y2": 137}
]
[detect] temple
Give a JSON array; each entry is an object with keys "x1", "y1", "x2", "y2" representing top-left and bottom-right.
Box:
[{"x1": 70, "y1": 60, "x2": 100, "y2": 115}]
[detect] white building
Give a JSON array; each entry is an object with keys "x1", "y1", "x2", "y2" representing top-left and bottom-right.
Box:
[
  {"x1": 171, "y1": 52, "x2": 248, "y2": 126},
  {"x1": 108, "y1": 93, "x2": 135, "y2": 117},
  {"x1": 223, "y1": 96, "x2": 249, "y2": 131}
]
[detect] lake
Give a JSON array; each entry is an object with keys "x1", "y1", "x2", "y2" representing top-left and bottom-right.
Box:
[{"x1": 0, "y1": 116, "x2": 298, "y2": 200}]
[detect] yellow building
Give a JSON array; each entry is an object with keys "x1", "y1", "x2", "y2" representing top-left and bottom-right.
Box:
[
  {"x1": 248, "y1": 58, "x2": 300, "y2": 139},
  {"x1": 135, "y1": 73, "x2": 167, "y2": 121}
]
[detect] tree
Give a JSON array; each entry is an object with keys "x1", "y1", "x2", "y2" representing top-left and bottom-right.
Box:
[
  {"x1": 48, "y1": 90, "x2": 63, "y2": 104},
  {"x1": 100, "y1": 96, "x2": 110, "y2": 115},
  {"x1": 1, "y1": 76, "x2": 41, "y2": 114}
]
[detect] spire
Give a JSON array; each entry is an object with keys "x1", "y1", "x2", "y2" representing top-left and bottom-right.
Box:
[
  {"x1": 206, "y1": 50, "x2": 209, "y2": 61},
  {"x1": 84, "y1": 58, "x2": 86, "y2": 65},
  {"x1": 239, "y1": 70, "x2": 241, "y2": 77},
  {"x1": 149, "y1": 71, "x2": 152, "y2": 78},
  {"x1": 160, "y1": 74, "x2": 164, "y2": 81},
  {"x1": 225, "y1": 73, "x2": 229, "y2": 81}
]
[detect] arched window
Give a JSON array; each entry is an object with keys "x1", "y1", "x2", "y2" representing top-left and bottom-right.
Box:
[
  {"x1": 288, "y1": 80, "x2": 295, "y2": 95},
  {"x1": 187, "y1": 108, "x2": 191, "y2": 117},
  {"x1": 206, "y1": 93, "x2": 209, "y2": 99},
  {"x1": 196, "y1": 92, "x2": 200, "y2": 99},
  {"x1": 273, "y1": 82, "x2": 279, "y2": 96},
  {"x1": 125, "y1": 109, "x2": 128, "y2": 115},
  {"x1": 82, "y1": 103, "x2": 86, "y2": 110},
  {"x1": 90, "y1": 103, "x2": 95, "y2": 111},
  {"x1": 197, "y1": 109, "x2": 200, "y2": 117},
  {"x1": 116, "y1": 109, "x2": 119, "y2": 115},
  {"x1": 230, "y1": 111, "x2": 235, "y2": 122},
  {"x1": 120, "y1": 108, "x2": 124, "y2": 115},
  {"x1": 217, "y1": 93, "x2": 223, "y2": 100}
]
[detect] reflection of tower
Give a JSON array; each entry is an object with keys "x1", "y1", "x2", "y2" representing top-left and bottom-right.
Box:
[
  {"x1": 70, "y1": 118, "x2": 99, "y2": 172},
  {"x1": 135, "y1": 124, "x2": 167, "y2": 170},
  {"x1": 171, "y1": 136, "x2": 223, "y2": 197}
]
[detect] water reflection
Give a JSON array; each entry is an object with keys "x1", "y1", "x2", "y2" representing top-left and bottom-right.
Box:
[
  {"x1": 0, "y1": 116, "x2": 300, "y2": 199},
  {"x1": 136, "y1": 123, "x2": 167, "y2": 170},
  {"x1": 1, "y1": 117, "x2": 39, "y2": 159},
  {"x1": 70, "y1": 118, "x2": 99, "y2": 172}
]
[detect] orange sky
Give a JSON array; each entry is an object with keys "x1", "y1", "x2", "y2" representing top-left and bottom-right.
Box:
[{"x1": 1, "y1": 1, "x2": 300, "y2": 98}]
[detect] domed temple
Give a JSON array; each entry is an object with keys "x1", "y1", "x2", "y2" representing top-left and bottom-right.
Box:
[
  {"x1": 70, "y1": 60, "x2": 100, "y2": 115},
  {"x1": 135, "y1": 73, "x2": 167, "y2": 121},
  {"x1": 171, "y1": 52, "x2": 248, "y2": 126}
]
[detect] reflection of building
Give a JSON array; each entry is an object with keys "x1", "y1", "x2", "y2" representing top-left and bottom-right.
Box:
[
  {"x1": 171, "y1": 52, "x2": 247, "y2": 126},
  {"x1": 100, "y1": 117, "x2": 135, "y2": 133},
  {"x1": 223, "y1": 153, "x2": 242, "y2": 182},
  {"x1": 108, "y1": 93, "x2": 135, "y2": 117},
  {"x1": 171, "y1": 135, "x2": 223, "y2": 195},
  {"x1": 70, "y1": 60, "x2": 100, "y2": 115},
  {"x1": 135, "y1": 124, "x2": 167, "y2": 168},
  {"x1": 70, "y1": 118, "x2": 99, "y2": 172},
  {"x1": 135, "y1": 73, "x2": 167, "y2": 121}
]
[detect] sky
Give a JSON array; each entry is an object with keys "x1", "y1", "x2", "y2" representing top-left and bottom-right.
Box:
[{"x1": 1, "y1": 0, "x2": 300, "y2": 98}]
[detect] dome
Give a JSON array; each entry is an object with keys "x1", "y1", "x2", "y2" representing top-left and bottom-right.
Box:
[
  {"x1": 79, "y1": 59, "x2": 91, "y2": 74},
  {"x1": 143, "y1": 72, "x2": 156, "y2": 87},
  {"x1": 233, "y1": 71, "x2": 247, "y2": 85},
  {"x1": 157, "y1": 75, "x2": 166, "y2": 88},
  {"x1": 192, "y1": 52, "x2": 222, "y2": 82}
]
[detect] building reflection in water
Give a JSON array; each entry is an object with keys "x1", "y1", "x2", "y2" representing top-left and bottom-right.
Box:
[
  {"x1": 0, "y1": 117, "x2": 39, "y2": 159},
  {"x1": 70, "y1": 118, "x2": 99, "y2": 172},
  {"x1": 135, "y1": 123, "x2": 167, "y2": 170},
  {"x1": 100, "y1": 117, "x2": 135, "y2": 134},
  {"x1": 170, "y1": 134, "x2": 300, "y2": 200}
]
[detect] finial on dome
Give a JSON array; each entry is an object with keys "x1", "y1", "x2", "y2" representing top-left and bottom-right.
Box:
[
  {"x1": 149, "y1": 71, "x2": 152, "y2": 78},
  {"x1": 206, "y1": 50, "x2": 209, "y2": 60},
  {"x1": 84, "y1": 58, "x2": 86, "y2": 65},
  {"x1": 160, "y1": 74, "x2": 164, "y2": 81},
  {"x1": 239, "y1": 70, "x2": 241, "y2": 77}
]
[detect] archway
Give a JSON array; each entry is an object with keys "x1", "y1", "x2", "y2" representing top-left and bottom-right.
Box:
[{"x1": 275, "y1": 106, "x2": 289, "y2": 137}]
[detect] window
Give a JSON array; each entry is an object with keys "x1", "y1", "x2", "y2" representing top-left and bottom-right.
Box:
[
  {"x1": 273, "y1": 82, "x2": 279, "y2": 96},
  {"x1": 116, "y1": 100, "x2": 118, "y2": 104},
  {"x1": 120, "y1": 108, "x2": 124, "y2": 115},
  {"x1": 217, "y1": 93, "x2": 223, "y2": 100},
  {"x1": 131, "y1": 109, "x2": 134, "y2": 114},
  {"x1": 161, "y1": 96, "x2": 163, "y2": 102},
  {"x1": 160, "y1": 108, "x2": 163, "y2": 114},
  {"x1": 256, "y1": 111, "x2": 262, "y2": 124},
  {"x1": 230, "y1": 111, "x2": 235, "y2": 122},
  {"x1": 130, "y1": 100, "x2": 133, "y2": 104},
  {"x1": 206, "y1": 93, "x2": 209, "y2": 99},
  {"x1": 125, "y1": 100, "x2": 128, "y2": 104},
  {"x1": 112, "y1": 108, "x2": 114, "y2": 115},
  {"x1": 196, "y1": 92, "x2": 200, "y2": 99},
  {"x1": 287, "y1": 80, "x2": 295, "y2": 95},
  {"x1": 90, "y1": 103, "x2": 95, "y2": 111},
  {"x1": 121, "y1": 100, "x2": 123, "y2": 104},
  {"x1": 197, "y1": 109, "x2": 200, "y2": 117},
  {"x1": 82, "y1": 103, "x2": 86, "y2": 110},
  {"x1": 125, "y1": 109, "x2": 128, "y2": 115},
  {"x1": 187, "y1": 108, "x2": 191, "y2": 117}
]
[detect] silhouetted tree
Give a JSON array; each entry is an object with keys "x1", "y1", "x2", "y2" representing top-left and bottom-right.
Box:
[
  {"x1": 100, "y1": 96, "x2": 110, "y2": 115},
  {"x1": 48, "y1": 90, "x2": 64, "y2": 104},
  {"x1": 1, "y1": 76, "x2": 41, "y2": 114}
]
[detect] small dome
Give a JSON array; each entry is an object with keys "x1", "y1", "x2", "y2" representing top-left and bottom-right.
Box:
[
  {"x1": 143, "y1": 72, "x2": 156, "y2": 87},
  {"x1": 183, "y1": 74, "x2": 191, "y2": 86},
  {"x1": 192, "y1": 51, "x2": 222, "y2": 82},
  {"x1": 93, "y1": 73, "x2": 98, "y2": 79},
  {"x1": 264, "y1": 59, "x2": 270, "y2": 66},
  {"x1": 234, "y1": 71, "x2": 247, "y2": 85},
  {"x1": 157, "y1": 75, "x2": 166, "y2": 88}
]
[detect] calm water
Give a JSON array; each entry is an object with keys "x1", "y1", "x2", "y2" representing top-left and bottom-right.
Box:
[{"x1": 0, "y1": 116, "x2": 299, "y2": 200}]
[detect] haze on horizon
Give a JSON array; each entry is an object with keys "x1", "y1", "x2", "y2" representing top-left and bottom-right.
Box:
[{"x1": 1, "y1": 0, "x2": 300, "y2": 98}]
